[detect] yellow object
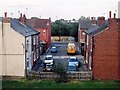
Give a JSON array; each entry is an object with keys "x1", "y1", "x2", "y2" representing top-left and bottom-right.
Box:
[{"x1": 67, "y1": 43, "x2": 76, "y2": 54}]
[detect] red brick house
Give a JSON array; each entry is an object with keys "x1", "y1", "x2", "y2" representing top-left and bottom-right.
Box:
[
  {"x1": 26, "y1": 18, "x2": 51, "y2": 52},
  {"x1": 84, "y1": 12, "x2": 120, "y2": 80},
  {"x1": 78, "y1": 18, "x2": 96, "y2": 55}
]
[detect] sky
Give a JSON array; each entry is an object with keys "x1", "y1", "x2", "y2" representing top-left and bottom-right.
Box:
[{"x1": 0, "y1": 0, "x2": 119, "y2": 21}]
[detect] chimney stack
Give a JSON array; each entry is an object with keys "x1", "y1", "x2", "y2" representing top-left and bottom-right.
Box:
[
  {"x1": 3, "y1": 12, "x2": 10, "y2": 23},
  {"x1": 91, "y1": 17, "x2": 96, "y2": 25},
  {"x1": 97, "y1": 17, "x2": 105, "y2": 26},
  {"x1": 19, "y1": 13, "x2": 26, "y2": 24}
]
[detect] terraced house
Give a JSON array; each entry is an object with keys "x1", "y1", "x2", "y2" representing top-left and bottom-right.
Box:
[
  {"x1": 78, "y1": 17, "x2": 96, "y2": 55},
  {"x1": 0, "y1": 13, "x2": 40, "y2": 77},
  {"x1": 26, "y1": 18, "x2": 51, "y2": 53},
  {"x1": 84, "y1": 12, "x2": 120, "y2": 80}
]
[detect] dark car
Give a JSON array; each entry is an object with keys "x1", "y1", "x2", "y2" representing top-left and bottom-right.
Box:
[
  {"x1": 43, "y1": 64, "x2": 54, "y2": 72},
  {"x1": 50, "y1": 46, "x2": 57, "y2": 53},
  {"x1": 67, "y1": 64, "x2": 79, "y2": 72}
]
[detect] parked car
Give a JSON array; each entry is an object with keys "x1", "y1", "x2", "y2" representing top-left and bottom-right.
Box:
[
  {"x1": 68, "y1": 56, "x2": 80, "y2": 68},
  {"x1": 67, "y1": 64, "x2": 79, "y2": 72},
  {"x1": 50, "y1": 46, "x2": 57, "y2": 53},
  {"x1": 44, "y1": 55, "x2": 54, "y2": 65},
  {"x1": 43, "y1": 64, "x2": 54, "y2": 72}
]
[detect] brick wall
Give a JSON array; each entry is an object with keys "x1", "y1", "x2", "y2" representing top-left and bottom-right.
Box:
[
  {"x1": 118, "y1": 20, "x2": 120, "y2": 80},
  {"x1": 93, "y1": 18, "x2": 119, "y2": 80},
  {"x1": 36, "y1": 26, "x2": 51, "y2": 50}
]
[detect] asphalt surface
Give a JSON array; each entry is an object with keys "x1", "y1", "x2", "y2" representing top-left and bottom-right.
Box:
[{"x1": 33, "y1": 42, "x2": 89, "y2": 72}]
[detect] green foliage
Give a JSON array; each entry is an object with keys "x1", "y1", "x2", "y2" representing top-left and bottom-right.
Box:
[
  {"x1": 54, "y1": 63, "x2": 68, "y2": 83},
  {"x1": 51, "y1": 19, "x2": 78, "y2": 41},
  {"x1": 2, "y1": 79, "x2": 120, "y2": 89}
]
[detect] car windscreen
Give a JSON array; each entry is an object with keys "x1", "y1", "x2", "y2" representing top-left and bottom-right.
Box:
[
  {"x1": 45, "y1": 57, "x2": 53, "y2": 60},
  {"x1": 69, "y1": 58, "x2": 77, "y2": 62},
  {"x1": 46, "y1": 65, "x2": 52, "y2": 68}
]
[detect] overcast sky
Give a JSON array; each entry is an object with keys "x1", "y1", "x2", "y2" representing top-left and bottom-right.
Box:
[{"x1": 0, "y1": 0, "x2": 119, "y2": 21}]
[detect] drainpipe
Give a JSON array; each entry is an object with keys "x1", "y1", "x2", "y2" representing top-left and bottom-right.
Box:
[
  {"x1": 91, "y1": 36, "x2": 94, "y2": 80},
  {"x1": 24, "y1": 37, "x2": 27, "y2": 79}
]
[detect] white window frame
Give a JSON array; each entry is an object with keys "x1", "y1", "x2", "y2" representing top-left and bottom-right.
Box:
[
  {"x1": 87, "y1": 35, "x2": 89, "y2": 46},
  {"x1": 90, "y1": 38, "x2": 92, "y2": 52},
  {"x1": 89, "y1": 56, "x2": 92, "y2": 70},
  {"x1": 33, "y1": 36, "x2": 36, "y2": 45}
]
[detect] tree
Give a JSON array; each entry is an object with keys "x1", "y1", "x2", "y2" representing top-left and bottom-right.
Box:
[{"x1": 51, "y1": 19, "x2": 79, "y2": 41}]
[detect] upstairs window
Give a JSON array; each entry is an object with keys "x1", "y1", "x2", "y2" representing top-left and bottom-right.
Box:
[
  {"x1": 33, "y1": 36, "x2": 36, "y2": 45},
  {"x1": 87, "y1": 35, "x2": 89, "y2": 46}
]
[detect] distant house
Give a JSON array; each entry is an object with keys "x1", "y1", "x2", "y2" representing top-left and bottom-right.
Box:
[
  {"x1": 78, "y1": 18, "x2": 96, "y2": 55},
  {"x1": 0, "y1": 13, "x2": 40, "y2": 77},
  {"x1": 26, "y1": 18, "x2": 51, "y2": 53},
  {"x1": 84, "y1": 11, "x2": 120, "y2": 80}
]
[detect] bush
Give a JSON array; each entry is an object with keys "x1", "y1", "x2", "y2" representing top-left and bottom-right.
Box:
[{"x1": 54, "y1": 63, "x2": 68, "y2": 83}]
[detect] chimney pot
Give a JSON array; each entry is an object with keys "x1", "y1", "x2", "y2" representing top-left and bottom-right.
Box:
[
  {"x1": 114, "y1": 13, "x2": 116, "y2": 18},
  {"x1": 109, "y1": 11, "x2": 111, "y2": 18},
  {"x1": 20, "y1": 13, "x2": 22, "y2": 17},
  {"x1": 5, "y1": 12, "x2": 7, "y2": 17},
  {"x1": 3, "y1": 12, "x2": 10, "y2": 23}
]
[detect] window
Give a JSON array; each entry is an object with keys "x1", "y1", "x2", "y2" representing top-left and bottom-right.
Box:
[
  {"x1": 36, "y1": 36, "x2": 39, "y2": 45},
  {"x1": 37, "y1": 49, "x2": 39, "y2": 58},
  {"x1": 89, "y1": 56, "x2": 92, "y2": 70},
  {"x1": 47, "y1": 21, "x2": 49, "y2": 25},
  {"x1": 86, "y1": 53, "x2": 88, "y2": 63},
  {"x1": 90, "y1": 39, "x2": 92, "y2": 52},
  {"x1": 27, "y1": 59, "x2": 29, "y2": 69},
  {"x1": 34, "y1": 52, "x2": 36, "y2": 61},
  {"x1": 33, "y1": 36, "x2": 36, "y2": 45},
  {"x1": 87, "y1": 35, "x2": 89, "y2": 46}
]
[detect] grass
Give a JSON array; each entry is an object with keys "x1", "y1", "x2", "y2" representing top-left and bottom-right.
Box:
[{"x1": 2, "y1": 79, "x2": 120, "y2": 89}]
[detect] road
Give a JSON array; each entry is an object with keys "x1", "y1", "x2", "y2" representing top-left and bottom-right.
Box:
[{"x1": 33, "y1": 42, "x2": 89, "y2": 72}]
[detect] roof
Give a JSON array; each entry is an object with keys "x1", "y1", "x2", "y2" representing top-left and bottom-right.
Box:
[
  {"x1": 26, "y1": 19, "x2": 50, "y2": 29},
  {"x1": 0, "y1": 17, "x2": 39, "y2": 37},
  {"x1": 11, "y1": 19, "x2": 39, "y2": 37},
  {"x1": 79, "y1": 19, "x2": 93, "y2": 29},
  {"x1": 85, "y1": 20, "x2": 108, "y2": 36},
  {"x1": 0, "y1": 17, "x2": 2, "y2": 22},
  {"x1": 117, "y1": 18, "x2": 120, "y2": 22}
]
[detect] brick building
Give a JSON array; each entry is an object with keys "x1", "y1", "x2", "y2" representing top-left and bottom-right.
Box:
[
  {"x1": 84, "y1": 11, "x2": 120, "y2": 80},
  {"x1": 26, "y1": 18, "x2": 51, "y2": 52},
  {"x1": 78, "y1": 18, "x2": 96, "y2": 55}
]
